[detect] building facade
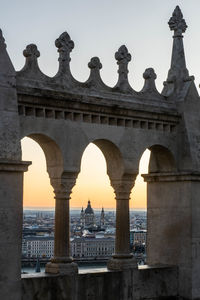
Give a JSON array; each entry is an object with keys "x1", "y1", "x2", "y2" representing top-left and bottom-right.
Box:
[
  {"x1": 22, "y1": 237, "x2": 54, "y2": 258},
  {"x1": 130, "y1": 230, "x2": 147, "y2": 246},
  {"x1": 80, "y1": 200, "x2": 95, "y2": 227},
  {"x1": 71, "y1": 237, "x2": 115, "y2": 258}
]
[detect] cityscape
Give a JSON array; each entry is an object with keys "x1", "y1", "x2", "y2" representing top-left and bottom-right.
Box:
[{"x1": 22, "y1": 201, "x2": 147, "y2": 272}]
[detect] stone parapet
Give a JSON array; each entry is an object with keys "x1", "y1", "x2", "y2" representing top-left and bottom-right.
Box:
[{"x1": 21, "y1": 264, "x2": 178, "y2": 300}]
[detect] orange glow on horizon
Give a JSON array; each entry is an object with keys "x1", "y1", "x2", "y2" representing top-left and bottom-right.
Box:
[{"x1": 22, "y1": 137, "x2": 150, "y2": 209}]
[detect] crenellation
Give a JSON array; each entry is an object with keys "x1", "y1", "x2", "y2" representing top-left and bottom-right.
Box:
[{"x1": 16, "y1": 33, "x2": 168, "y2": 101}]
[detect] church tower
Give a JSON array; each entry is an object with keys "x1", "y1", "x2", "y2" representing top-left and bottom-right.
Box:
[
  {"x1": 84, "y1": 200, "x2": 95, "y2": 227},
  {"x1": 80, "y1": 207, "x2": 85, "y2": 227},
  {"x1": 100, "y1": 207, "x2": 105, "y2": 227}
]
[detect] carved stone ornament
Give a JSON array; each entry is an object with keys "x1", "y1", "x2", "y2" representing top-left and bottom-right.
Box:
[
  {"x1": 23, "y1": 44, "x2": 40, "y2": 58},
  {"x1": 51, "y1": 172, "x2": 78, "y2": 200},
  {"x1": 88, "y1": 57, "x2": 102, "y2": 70},
  {"x1": 115, "y1": 45, "x2": 131, "y2": 71},
  {"x1": 143, "y1": 68, "x2": 157, "y2": 81},
  {"x1": 55, "y1": 32, "x2": 74, "y2": 62},
  {"x1": 111, "y1": 174, "x2": 137, "y2": 200},
  {"x1": 114, "y1": 45, "x2": 134, "y2": 93},
  {"x1": 140, "y1": 68, "x2": 161, "y2": 99},
  {"x1": 168, "y1": 6, "x2": 187, "y2": 36}
]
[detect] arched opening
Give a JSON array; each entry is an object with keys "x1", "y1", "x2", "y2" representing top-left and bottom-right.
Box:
[
  {"x1": 148, "y1": 145, "x2": 176, "y2": 173},
  {"x1": 71, "y1": 140, "x2": 123, "y2": 261},
  {"x1": 22, "y1": 137, "x2": 54, "y2": 208},
  {"x1": 21, "y1": 134, "x2": 64, "y2": 273}
]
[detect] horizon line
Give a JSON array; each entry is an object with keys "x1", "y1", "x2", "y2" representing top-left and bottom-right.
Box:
[{"x1": 23, "y1": 206, "x2": 147, "y2": 211}]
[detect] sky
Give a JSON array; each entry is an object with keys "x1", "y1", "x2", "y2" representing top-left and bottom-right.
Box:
[{"x1": 2, "y1": 0, "x2": 200, "y2": 209}]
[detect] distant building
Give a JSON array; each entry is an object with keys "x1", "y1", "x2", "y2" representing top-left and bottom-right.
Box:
[
  {"x1": 100, "y1": 207, "x2": 105, "y2": 227},
  {"x1": 22, "y1": 236, "x2": 54, "y2": 258},
  {"x1": 80, "y1": 200, "x2": 95, "y2": 227},
  {"x1": 71, "y1": 237, "x2": 115, "y2": 258},
  {"x1": 130, "y1": 229, "x2": 147, "y2": 246}
]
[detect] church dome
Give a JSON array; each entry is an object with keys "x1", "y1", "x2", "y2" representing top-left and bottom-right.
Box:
[{"x1": 85, "y1": 200, "x2": 94, "y2": 214}]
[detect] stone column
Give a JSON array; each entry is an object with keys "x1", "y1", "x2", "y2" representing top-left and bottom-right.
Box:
[
  {"x1": 45, "y1": 172, "x2": 78, "y2": 274},
  {"x1": 0, "y1": 160, "x2": 30, "y2": 300},
  {"x1": 107, "y1": 174, "x2": 137, "y2": 270}
]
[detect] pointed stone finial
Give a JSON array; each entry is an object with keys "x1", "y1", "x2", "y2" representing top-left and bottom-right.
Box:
[
  {"x1": 87, "y1": 57, "x2": 102, "y2": 86},
  {"x1": 114, "y1": 45, "x2": 133, "y2": 93},
  {"x1": 115, "y1": 45, "x2": 131, "y2": 75},
  {"x1": 168, "y1": 6, "x2": 187, "y2": 37},
  {"x1": 55, "y1": 32, "x2": 74, "y2": 63},
  {"x1": 54, "y1": 32, "x2": 75, "y2": 83},
  {"x1": 163, "y1": 6, "x2": 193, "y2": 97},
  {"x1": 0, "y1": 29, "x2": 15, "y2": 82}
]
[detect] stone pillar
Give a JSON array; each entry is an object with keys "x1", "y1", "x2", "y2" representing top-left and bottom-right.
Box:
[
  {"x1": 107, "y1": 174, "x2": 137, "y2": 270},
  {"x1": 45, "y1": 172, "x2": 78, "y2": 274},
  {"x1": 0, "y1": 160, "x2": 30, "y2": 300},
  {"x1": 143, "y1": 172, "x2": 200, "y2": 300}
]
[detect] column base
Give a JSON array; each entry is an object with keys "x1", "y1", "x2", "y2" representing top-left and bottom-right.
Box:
[
  {"x1": 45, "y1": 261, "x2": 78, "y2": 275},
  {"x1": 107, "y1": 254, "x2": 137, "y2": 271}
]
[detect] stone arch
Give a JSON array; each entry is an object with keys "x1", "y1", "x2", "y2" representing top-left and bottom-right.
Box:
[
  {"x1": 85, "y1": 139, "x2": 125, "y2": 180},
  {"x1": 22, "y1": 133, "x2": 64, "y2": 180},
  {"x1": 148, "y1": 144, "x2": 176, "y2": 173},
  {"x1": 136, "y1": 143, "x2": 177, "y2": 176}
]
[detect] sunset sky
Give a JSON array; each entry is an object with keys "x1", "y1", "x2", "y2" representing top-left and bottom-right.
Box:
[
  {"x1": 2, "y1": 0, "x2": 200, "y2": 208},
  {"x1": 22, "y1": 138, "x2": 150, "y2": 209}
]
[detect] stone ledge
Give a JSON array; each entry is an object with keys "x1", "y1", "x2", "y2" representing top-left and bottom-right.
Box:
[
  {"x1": 142, "y1": 172, "x2": 200, "y2": 182},
  {"x1": 0, "y1": 160, "x2": 31, "y2": 172}
]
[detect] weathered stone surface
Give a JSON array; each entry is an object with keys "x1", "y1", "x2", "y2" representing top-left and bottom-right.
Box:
[
  {"x1": 0, "y1": 5, "x2": 200, "y2": 300},
  {"x1": 21, "y1": 265, "x2": 178, "y2": 300}
]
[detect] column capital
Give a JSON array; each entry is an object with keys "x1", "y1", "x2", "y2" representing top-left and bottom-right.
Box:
[
  {"x1": 142, "y1": 172, "x2": 200, "y2": 183},
  {"x1": 110, "y1": 173, "x2": 137, "y2": 200},
  {"x1": 50, "y1": 171, "x2": 78, "y2": 200}
]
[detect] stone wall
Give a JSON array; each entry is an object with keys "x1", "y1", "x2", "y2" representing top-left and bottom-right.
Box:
[{"x1": 21, "y1": 265, "x2": 178, "y2": 300}]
